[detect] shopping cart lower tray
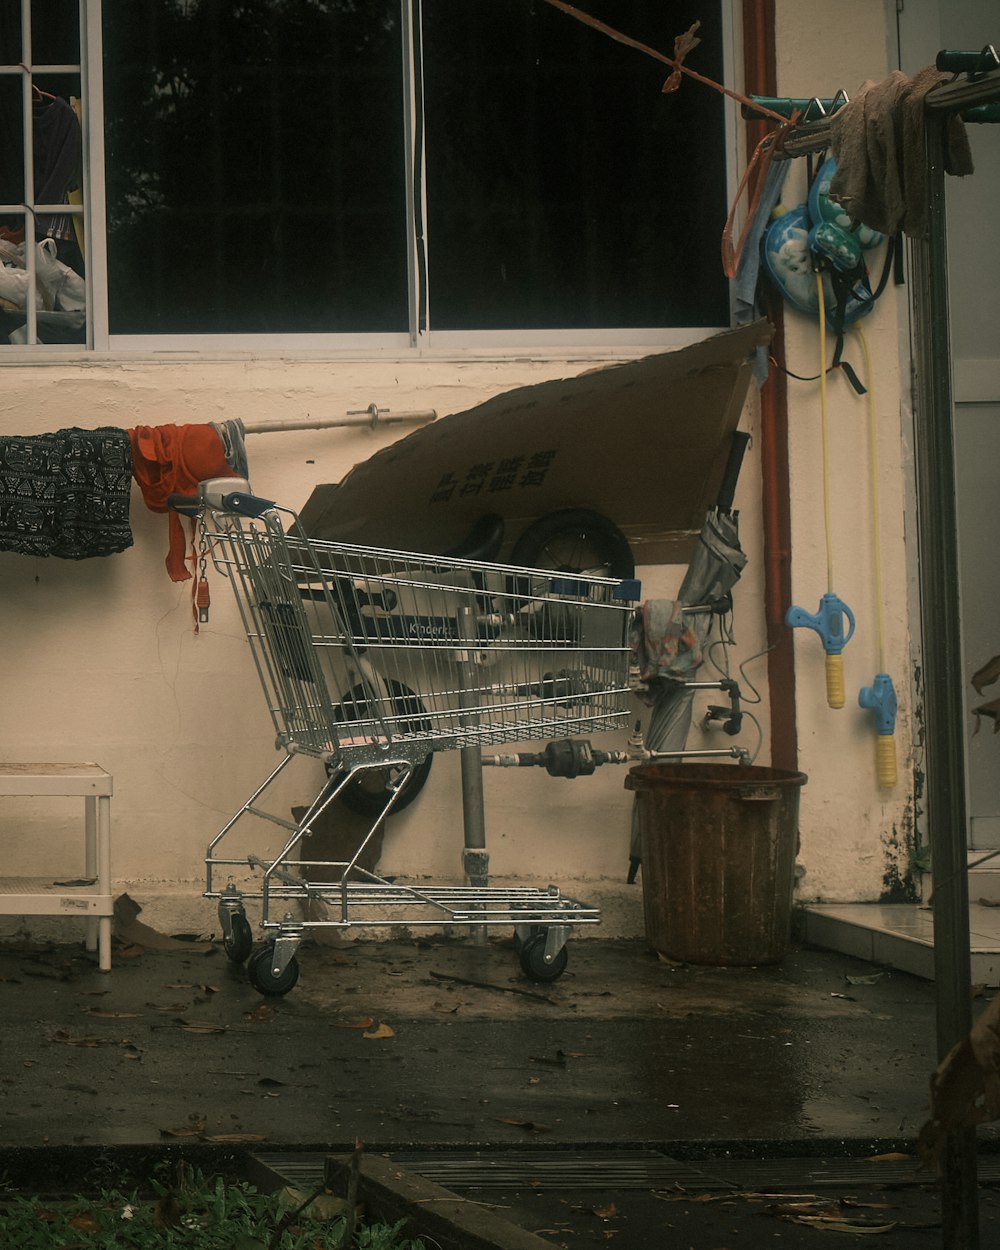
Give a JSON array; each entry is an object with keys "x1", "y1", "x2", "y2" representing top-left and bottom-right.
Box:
[{"x1": 181, "y1": 480, "x2": 640, "y2": 995}]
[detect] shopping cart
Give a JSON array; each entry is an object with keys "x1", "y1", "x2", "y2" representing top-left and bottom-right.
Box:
[{"x1": 175, "y1": 479, "x2": 641, "y2": 995}]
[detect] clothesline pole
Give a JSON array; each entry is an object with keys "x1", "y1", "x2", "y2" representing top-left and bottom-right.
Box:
[
  {"x1": 762, "y1": 59, "x2": 1000, "y2": 1250},
  {"x1": 756, "y1": 66, "x2": 1000, "y2": 161},
  {"x1": 242, "y1": 407, "x2": 437, "y2": 436}
]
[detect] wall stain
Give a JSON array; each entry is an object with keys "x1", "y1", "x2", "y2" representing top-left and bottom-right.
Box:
[{"x1": 880, "y1": 658, "x2": 925, "y2": 903}]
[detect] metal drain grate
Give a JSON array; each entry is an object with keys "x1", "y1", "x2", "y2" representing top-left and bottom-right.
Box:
[
  {"x1": 389, "y1": 1150, "x2": 716, "y2": 1191},
  {"x1": 250, "y1": 1150, "x2": 719, "y2": 1193},
  {"x1": 249, "y1": 1149, "x2": 1000, "y2": 1195}
]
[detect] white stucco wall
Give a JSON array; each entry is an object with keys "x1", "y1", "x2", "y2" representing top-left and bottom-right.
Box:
[
  {"x1": 0, "y1": 0, "x2": 921, "y2": 946},
  {"x1": 773, "y1": 0, "x2": 918, "y2": 901},
  {"x1": 1, "y1": 354, "x2": 772, "y2": 939}
]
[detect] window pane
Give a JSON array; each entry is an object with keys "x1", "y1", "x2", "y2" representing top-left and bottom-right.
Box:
[
  {"x1": 0, "y1": 0, "x2": 85, "y2": 347},
  {"x1": 0, "y1": 0, "x2": 19, "y2": 63},
  {"x1": 0, "y1": 74, "x2": 24, "y2": 206},
  {"x1": 422, "y1": 0, "x2": 730, "y2": 330},
  {"x1": 31, "y1": 0, "x2": 80, "y2": 65},
  {"x1": 103, "y1": 0, "x2": 408, "y2": 335}
]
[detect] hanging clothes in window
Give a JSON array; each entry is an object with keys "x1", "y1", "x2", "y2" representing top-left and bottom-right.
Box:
[
  {"x1": 0, "y1": 427, "x2": 133, "y2": 559},
  {"x1": 33, "y1": 93, "x2": 83, "y2": 243}
]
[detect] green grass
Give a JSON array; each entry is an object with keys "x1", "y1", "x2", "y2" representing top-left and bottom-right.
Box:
[{"x1": 0, "y1": 1165, "x2": 430, "y2": 1250}]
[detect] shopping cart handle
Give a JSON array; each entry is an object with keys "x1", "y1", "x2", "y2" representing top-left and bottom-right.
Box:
[
  {"x1": 222, "y1": 491, "x2": 276, "y2": 518},
  {"x1": 167, "y1": 493, "x2": 202, "y2": 516}
]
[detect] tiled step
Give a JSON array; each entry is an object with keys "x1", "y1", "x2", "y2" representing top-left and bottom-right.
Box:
[
  {"x1": 969, "y1": 865, "x2": 1000, "y2": 904},
  {"x1": 800, "y1": 901, "x2": 1000, "y2": 985}
]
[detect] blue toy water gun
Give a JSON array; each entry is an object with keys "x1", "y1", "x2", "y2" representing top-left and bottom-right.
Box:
[
  {"x1": 859, "y1": 672, "x2": 898, "y2": 787},
  {"x1": 786, "y1": 592, "x2": 855, "y2": 709}
]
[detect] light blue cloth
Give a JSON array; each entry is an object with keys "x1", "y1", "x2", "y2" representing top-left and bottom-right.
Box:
[
  {"x1": 211, "y1": 418, "x2": 249, "y2": 480},
  {"x1": 733, "y1": 157, "x2": 790, "y2": 386}
]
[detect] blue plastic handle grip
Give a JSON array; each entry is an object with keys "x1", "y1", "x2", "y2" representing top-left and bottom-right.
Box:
[
  {"x1": 859, "y1": 672, "x2": 898, "y2": 735},
  {"x1": 223, "y1": 492, "x2": 276, "y2": 518},
  {"x1": 785, "y1": 592, "x2": 856, "y2": 655}
]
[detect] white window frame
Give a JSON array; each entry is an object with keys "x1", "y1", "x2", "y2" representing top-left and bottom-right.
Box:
[{"x1": 8, "y1": 0, "x2": 745, "y2": 360}]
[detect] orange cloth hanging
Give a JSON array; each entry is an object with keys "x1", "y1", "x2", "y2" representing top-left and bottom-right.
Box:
[{"x1": 128, "y1": 424, "x2": 239, "y2": 581}]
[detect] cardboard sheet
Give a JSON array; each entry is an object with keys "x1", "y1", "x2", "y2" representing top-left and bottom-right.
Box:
[{"x1": 298, "y1": 319, "x2": 772, "y2": 565}]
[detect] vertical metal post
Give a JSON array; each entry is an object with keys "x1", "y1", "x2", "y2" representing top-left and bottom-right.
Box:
[
  {"x1": 460, "y1": 745, "x2": 488, "y2": 887},
  {"x1": 909, "y1": 113, "x2": 979, "y2": 1250},
  {"x1": 458, "y1": 608, "x2": 489, "y2": 942}
]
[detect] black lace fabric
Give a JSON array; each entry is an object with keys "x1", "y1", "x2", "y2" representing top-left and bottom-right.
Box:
[{"x1": 0, "y1": 426, "x2": 133, "y2": 559}]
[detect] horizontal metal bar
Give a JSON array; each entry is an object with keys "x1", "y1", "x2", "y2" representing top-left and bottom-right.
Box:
[
  {"x1": 244, "y1": 409, "x2": 437, "y2": 434},
  {"x1": 762, "y1": 70, "x2": 1000, "y2": 160},
  {"x1": 742, "y1": 95, "x2": 846, "y2": 121},
  {"x1": 924, "y1": 68, "x2": 1000, "y2": 112}
]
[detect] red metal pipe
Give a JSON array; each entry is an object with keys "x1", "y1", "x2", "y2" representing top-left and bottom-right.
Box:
[{"x1": 742, "y1": 0, "x2": 798, "y2": 771}]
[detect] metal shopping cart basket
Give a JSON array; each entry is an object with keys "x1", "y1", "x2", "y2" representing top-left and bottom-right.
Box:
[{"x1": 177, "y1": 479, "x2": 641, "y2": 995}]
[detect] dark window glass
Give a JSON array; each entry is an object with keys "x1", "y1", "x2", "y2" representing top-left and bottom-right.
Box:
[
  {"x1": 0, "y1": 0, "x2": 85, "y2": 347},
  {"x1": 0, "y1": 74, "x2": 24, "y2": 205},
  {"x1": 0, "y1": 0, "x2": 19, "y2": 63},
  {"x1": 422, "y1": 0, "x2": 729, "y2": 330},
  {"x1": 31, "y1": 0, "x2": 80, "y2": 65},
  {"x1": 102, "y1": 0, "x2": 407, "y2": 334}
]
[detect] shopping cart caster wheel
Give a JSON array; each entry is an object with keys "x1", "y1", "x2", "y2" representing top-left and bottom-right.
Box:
[
  {"x1": 247, "y1": 945, "x2": 300, "y2": 996},
  {"x1": 518, "y1": 934, "x2": 569, "y2": 983},
  {"x1": 223, "y1": 913, "x2": 254, "y2": 964},
  {"x1": 512, "y1": 924, "x2": 543, "y2": 953}
]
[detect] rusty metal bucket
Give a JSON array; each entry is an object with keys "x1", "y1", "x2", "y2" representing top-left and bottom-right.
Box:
[{"x1": 625, "y1": 763, "x2": 808, "y2": 965}]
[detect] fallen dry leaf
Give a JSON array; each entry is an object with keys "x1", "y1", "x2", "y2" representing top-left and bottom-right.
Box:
[
  {"x1": 245, "y1": 1004, "x2": 276, "y2": 1024},
  {"x1": 159, "y1": 1126, "x2": 204, "y2": 1139},
  {"x1": 792, "y1": 1216, "x2": 899, "y2": 1233},
  {"x1": 81, "y1": 1007, "x2": 140, "y2": 1019},
  {"x1": 337, "y1": 1016, "x2": 375, "y2": 1029},
  {"x1": 767, "y1": 1200, "x2": 841, "y2": 1218},
  {"x1": 114, "y1": 943, "x2": 146, "y2": 959},
  {"x1": 31, "y1": 1208, "x2": 62, "y2": 1223},
  {"x1": 69, "y1": 1211, "x2": 100, "y2": 1232},
  {"x1": 920, "y1": 995, "x2": 1000, "y2": 1171},
  {"x1": 591, "y1": 1203, "x2": 618, "y2": 1219},
  {"x1": 154, "y1": 1193, "x2": 183, "y2": 1227},
  {"x1": 48, "y1": 1030, "x2": 106, "y2": 1048},
  {"x1": 204, "y1": 1132, "x2": 267, "y2": 1143},
  {"x1": 363, "y1": 1022, "x2": 395, "y2": 1039}
]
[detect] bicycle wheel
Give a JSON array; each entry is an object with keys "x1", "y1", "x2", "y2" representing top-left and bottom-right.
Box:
[
  {"x1": 511, "y1": 508, "x2": 634, "y2": 580},
  {"x1": 332, "y1": 679, "x2": 434, "y2": 818}
]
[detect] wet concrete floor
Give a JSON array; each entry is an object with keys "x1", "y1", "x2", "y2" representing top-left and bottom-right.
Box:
[
  {"x1": 0, "y1": 932, "x2": 950, "y2": 1150},
  {"x1": 1, "y1": 931, "x2": 998, "y2": 1246}
]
